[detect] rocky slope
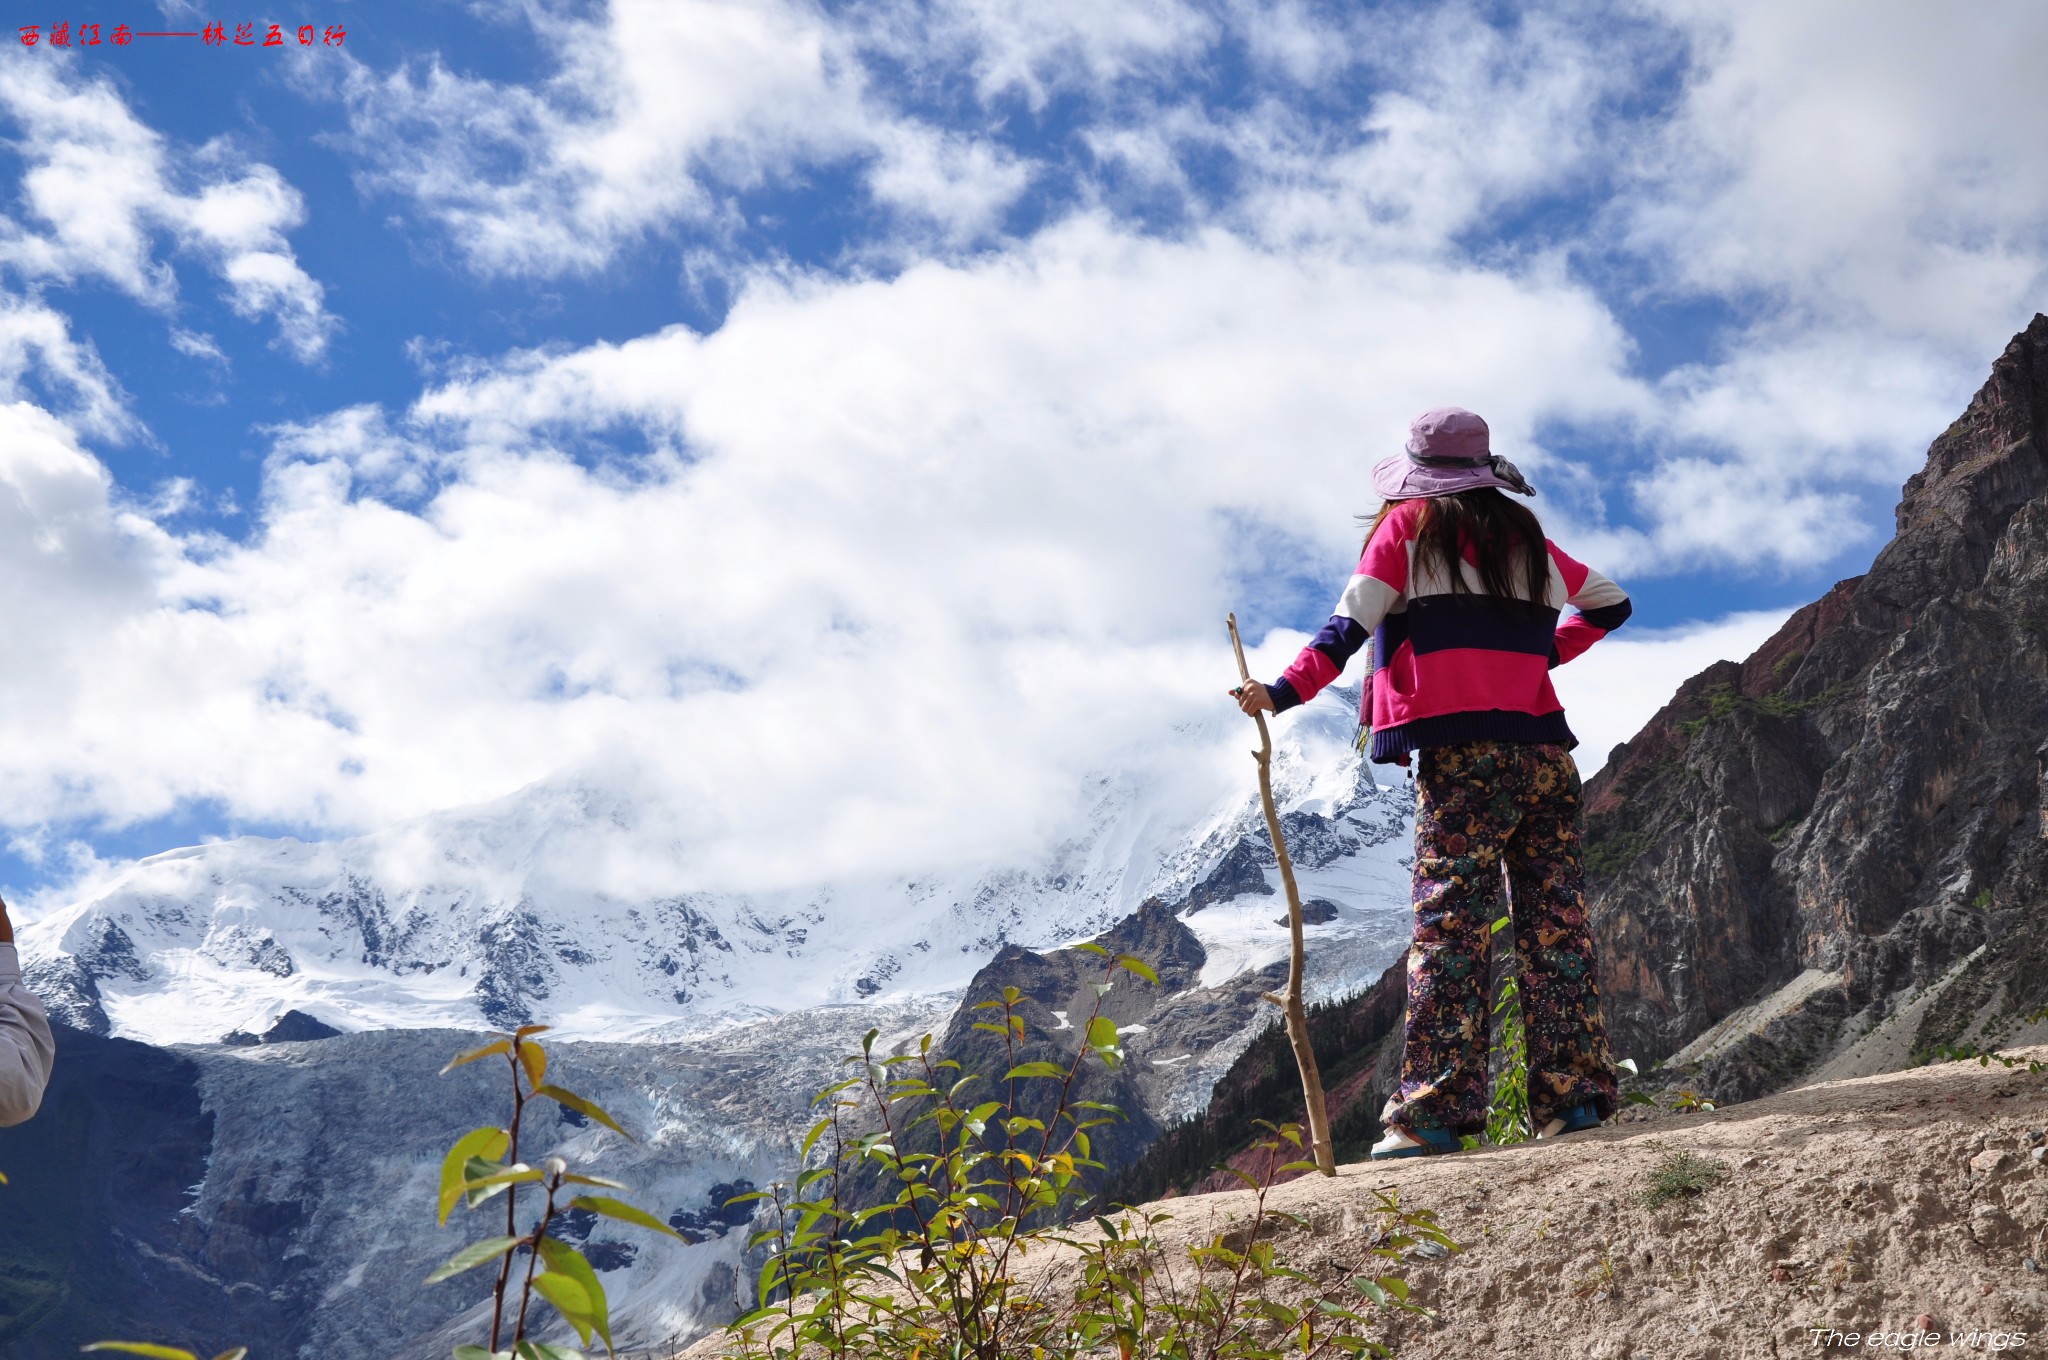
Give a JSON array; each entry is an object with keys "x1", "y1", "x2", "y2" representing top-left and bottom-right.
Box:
[{"x1": 1583, "y1": 312, "x2": 2048, "y2": 1101}]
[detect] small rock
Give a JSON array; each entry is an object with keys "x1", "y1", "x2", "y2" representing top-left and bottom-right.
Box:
[
  {"x1": 1971, "y1": 1148, "x2": 2015, "y2": 1178},
  {"x1": 2031, "y1": 1146, "x2": 2046, "y2": 1164},
  {"x1": 2029, "y1": 1257, "x2": 2042, "y2": 1273},
  {"x1": 1412, "y1": 1240, "x2": 1450, "y2": 1260},
  {"x1": 1917, "y1": 1314, "x2": 1937, "y2": 1333}
]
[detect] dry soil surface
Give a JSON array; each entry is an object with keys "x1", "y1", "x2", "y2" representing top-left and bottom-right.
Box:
[{"x1": 682, "y1": 1050, "x2": 2048, "y2": 1359}]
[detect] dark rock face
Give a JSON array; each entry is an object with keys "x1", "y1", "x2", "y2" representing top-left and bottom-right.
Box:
[
  {"x1": 1101, "y1": 958, "x2": 1409, "y2": 1204},
  {"x1": 0, "y1": 1026, "x2": 233, "y2": 1357},
  {"x1": 222, "y1": 1009, "x2": 344, "y2": 1046},
  {"x1": 20, "y1": 956, "x2": 110, "y2": 1036},
  {"x1": 1180, "y1": 838, "x2": 1275, "y2": 913},
  {"x1": 1585, "y1": 313, "x2": 2048, "y2": 1097},
  {"x1": 1277, "y1": 899, "x2": 1342, "y2": 927},
  {"x1": 840, "y1": 897, "x2": 1286, "y2": 1214}
]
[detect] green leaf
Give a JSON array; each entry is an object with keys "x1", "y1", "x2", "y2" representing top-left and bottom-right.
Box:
[
  {"x1": 452, "y1": 1348, "x2": 501, "y2": 1360},
  {"x1": 963, "y1": 1101, "x2": 1002, "y2": 1137},
  {"x1": 440, "y1": 1039, "x2": 511, "y2": 1075},
  {"x1": 212, "y1": 1351, "x2": 249, "y2": 1360},
  {"x1": 569, "y1": 1195, "x2": 688, "y2": 1241},
  {"x1": 538, "y1": 1238, "x2": 613, "y2": 1350},
  {"x1": 1115, "y1": 955, "x2": 1159, "y2": 985},
  {"x1": 1003, "y1": 1061, "x2": 1066, "y2": 1080},
  {"x1": 534, "y1": 1086, "x2": 634, "y2": 1141},
  {"x1": 423, "y1": 1235, "x2": 523, "y2": 1284},
  {"x1": 438, "y1": 1127, "x2": 511, "y2": 1224},
  {"x1": 560, "y1": 1172, "x2": 629, "y2": 1190},
  {"x1": 462, "y1": 1161, "x2": 543, "y2": 1207},
  {"x1": 82, "y1": 1347, "x2": 199, "y2": 1360},
  {"x1": 530, "y1": 1272, "x2": 595, "y2": 1346},
  {"x1": 1086, "y1": 1016, "x2": 1118, "y2": 1050}
]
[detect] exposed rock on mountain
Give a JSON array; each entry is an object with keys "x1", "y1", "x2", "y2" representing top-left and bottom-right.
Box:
[{"x1": 1585, "y1": 313, "x2": 2048, "y2": 1098}]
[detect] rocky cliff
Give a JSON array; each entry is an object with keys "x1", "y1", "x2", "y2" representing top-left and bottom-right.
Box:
[
  {"x1": 1110, "y1": 315, "x2": 2048, "y2": 1198},
  {"x1": 1584, "y1": 312, "x2": 2048, "y2": 1099}
]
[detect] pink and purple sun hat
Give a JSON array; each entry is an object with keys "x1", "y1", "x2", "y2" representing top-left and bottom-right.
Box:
[{"x1": 1371, "y1": 407, "x2": 1536, "y2": 500}]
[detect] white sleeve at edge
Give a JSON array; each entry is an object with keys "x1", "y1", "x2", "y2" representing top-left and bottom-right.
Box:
[
  {"x1": 0, "y1": 943, "x2": 55, "y2": 1127},
  {"x1": 1567, "y1": 564, "x2": 1629, "y2": 611}
]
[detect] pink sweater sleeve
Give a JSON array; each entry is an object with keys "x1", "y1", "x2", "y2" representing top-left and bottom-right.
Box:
[
  {"x1": 1273, "y1": 509, "x2": 1409, "y2": 706},
  {"x1": 1548, "y1": 542, "x2": 1632, "y2": 666}
]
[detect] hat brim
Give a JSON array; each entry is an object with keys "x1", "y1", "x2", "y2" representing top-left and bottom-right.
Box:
[{"x1": 1371, "y1": 453, "x2": 1518, "y2": 500}]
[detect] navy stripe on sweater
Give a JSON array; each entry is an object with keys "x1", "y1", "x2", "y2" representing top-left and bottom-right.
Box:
[
  {"x1": 1368, "y1": 709, "x2": 1578, "y2": 763},
  {"x1": 1401, "y1": 593, "x2": 1559, "y2": 657}
]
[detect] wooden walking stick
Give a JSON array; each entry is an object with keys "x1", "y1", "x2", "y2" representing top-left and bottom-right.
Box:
[{"x1": 1226, "y1": 613, "x2": 1336, "y2": 1176}]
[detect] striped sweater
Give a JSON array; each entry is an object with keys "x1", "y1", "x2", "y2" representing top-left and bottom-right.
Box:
[{"x1": 1268, "y1": 500, "x2": 1631, "y2": 765}]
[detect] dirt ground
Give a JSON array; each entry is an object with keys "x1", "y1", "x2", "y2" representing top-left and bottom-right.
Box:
[
  {"x1": 679, "y1": 1048, "x2": 2048, "y2": 1359},
  {"x1": 1166, "y1": 1049, "x2": 2048, "y2": 1358}
]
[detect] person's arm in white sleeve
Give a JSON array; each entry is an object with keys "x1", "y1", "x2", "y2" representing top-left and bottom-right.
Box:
[{"x1": 0, "y1": 898, "x2": 55, "y2": 1126}]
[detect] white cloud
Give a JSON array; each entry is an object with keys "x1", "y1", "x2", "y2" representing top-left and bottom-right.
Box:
[
  {"x1": 0, "y1": 289, "x2": 131, "y2": 436},
  {"x1": 0, "y1": 59, "x2": 336, "y2": 360},
  {"x1": 1630, "y1": 0, "x2": 2048, "y2": 347},
  {"x1": 0, "y1": 216, "x2": 1662, "y2": 891},
  {"x1": 1549, "y1": 608, "x2": 1796, "y2": 776},
  {"x1": 327, "y1": 0, "x2": 1040, "y2": 275},
  {"x1": 880, "y1": 0, "x2": 1215, "y2": 107},
  {"x1": 1595, "y1": 0, "x2": 2048, "y2": 552},
  {"x1": 2, "y1": 0, "x2": 2046, "y2": 905}
]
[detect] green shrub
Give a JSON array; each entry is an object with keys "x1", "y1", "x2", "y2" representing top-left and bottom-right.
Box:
[
  {"x1": 1640, "y1": 1151, "x2": 1727, "y2": 1208},
  {"x1": 1485, "y1": 917, "x2": 1531, "y2": 1147},
  {"x1": 720, "y1": 945, "x2": 1455, "y2": 1360}
]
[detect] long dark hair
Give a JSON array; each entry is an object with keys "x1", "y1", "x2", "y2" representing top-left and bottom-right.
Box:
[{"x1": 1359, "y1": 487, "x2": 1549, "y2": 603}]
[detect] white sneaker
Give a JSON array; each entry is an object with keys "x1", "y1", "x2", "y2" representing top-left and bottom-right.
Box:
[{"x1": 1369, "y1": 1125, "x2": 1457, "y2": 1160}]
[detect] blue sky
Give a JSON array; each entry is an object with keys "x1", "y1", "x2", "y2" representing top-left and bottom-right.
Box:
[{"x1": 0, "y1": 0, "x2": 2044, "y2": 901}]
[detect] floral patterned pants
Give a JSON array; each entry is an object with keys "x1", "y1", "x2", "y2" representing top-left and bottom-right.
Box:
[{"x1": 1383, "y1": 740, "x2": 1617, "y2": 1135}]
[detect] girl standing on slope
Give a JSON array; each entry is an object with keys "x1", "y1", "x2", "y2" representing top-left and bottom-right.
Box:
[{"x1": 1232, "y1": 407, "x2": 1631, "y2": 1159}]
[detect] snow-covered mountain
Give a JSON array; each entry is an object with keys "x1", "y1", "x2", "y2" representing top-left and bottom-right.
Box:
[
  {"x1": 21, "y1": 686, "x2": 1416, "y2": 1049},
  {"x1": 0, "y1": 687, "x2": 1425, "y2": 1356}
]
